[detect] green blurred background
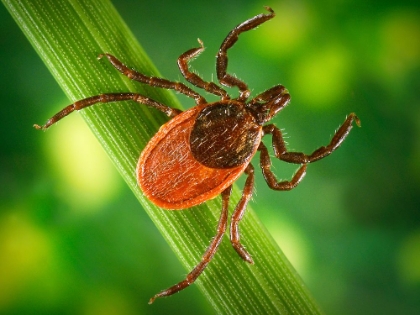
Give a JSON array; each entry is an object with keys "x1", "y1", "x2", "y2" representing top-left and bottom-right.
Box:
[{"x1": 1, "y1": 0, "x2": 419, "y2": 314}]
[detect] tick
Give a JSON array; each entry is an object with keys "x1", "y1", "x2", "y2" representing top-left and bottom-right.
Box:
[{"x1": 35, "y1": 7, "x2": 360, "y2": 304}]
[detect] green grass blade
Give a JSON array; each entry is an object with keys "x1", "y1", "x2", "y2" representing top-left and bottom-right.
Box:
[{"x1": 3, "y1": 0, "x2": 323, "y2": 313}]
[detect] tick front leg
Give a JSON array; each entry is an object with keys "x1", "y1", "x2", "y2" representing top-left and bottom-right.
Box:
[
  {"x1": 230, "y1": 164, "x2": 255, "y2": 264},
  {"x1": 263, "y1": 113, "x2": 361, "y2": 164},
  {"x1": 217, "y1": 7, "x2": 275, "y2": 101},
  {"x1": 259, "y1": 142, "x2": 307, "y2": 190},
  {"x1": 34, "y1": 93, "x2": 182, "y2": 130},
  {"x1": 149, "y1": 186, "x2": 232, "y2": 304}
]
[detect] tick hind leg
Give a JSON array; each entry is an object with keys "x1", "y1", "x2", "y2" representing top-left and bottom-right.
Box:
[
  {"x1": 34, "y1": 93, "x2": 182, "y2": 130},
  {"x1": 230, "y1": 164, "x2": 255, "y2": 264},
  {"x1": 217, "y1": 7, "x2": 275, "y2": 101},
  {"x1": 99, "y1": 53, "x2": 206, "y2": 105},
  {"x1": 149, "y1": 186, "x2": 232, "y2": 304},
  {"x1": 263, "y1": 113, "x2": 361, "y2": 164}
]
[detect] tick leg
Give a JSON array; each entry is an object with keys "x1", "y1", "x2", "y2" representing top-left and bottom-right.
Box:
[
  {"x1": 230, "y1": 164, "x2": 255, "y2": 264},
  {"x1": 99, "y1": 53, "x2": 207, "y2": 105},
  {"x1": 178, "y1": 39, "x2": 229, "y2": 99},
  {"x1": 217, "y1": 7, "x2": 275, "y2": 101},
  {"x1": 149, "y1": 186, "x2": 232, "y2": 304},
  {"x1": 262, "y1": 113, "x2": 361, "y2": 164},
  {"x1": 34, "y1": 93, "x2": 182, "y2": 130},
  {"x1": 259, "y1": 142, "x2": 308, "y2": 190}
]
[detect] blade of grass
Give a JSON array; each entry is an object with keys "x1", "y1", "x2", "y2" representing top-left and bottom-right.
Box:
[{"x1": 3, "y1": 0, "x2": 323, "y2": 313}]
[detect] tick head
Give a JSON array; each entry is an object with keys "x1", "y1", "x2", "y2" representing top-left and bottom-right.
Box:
[{"x1": 246, "y1": 85, "x2": 290, "y2": 125}]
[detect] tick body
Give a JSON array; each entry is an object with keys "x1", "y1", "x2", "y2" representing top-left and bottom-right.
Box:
[
  {"x1": 138, "y1": 100, "x2": 262, "y2": 209},
  {"x1": 35, "y1": 7, "x2": 360, "y2": 304}
]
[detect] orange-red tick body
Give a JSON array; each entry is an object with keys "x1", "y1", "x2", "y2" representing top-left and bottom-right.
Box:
[{"x1": 138, "y1": 101, "x2": 262, "y2": 209}]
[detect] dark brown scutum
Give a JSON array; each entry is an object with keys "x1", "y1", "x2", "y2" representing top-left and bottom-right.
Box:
[{"x1": 190, "y1": 102, "x2": 261, "y2": 169}]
